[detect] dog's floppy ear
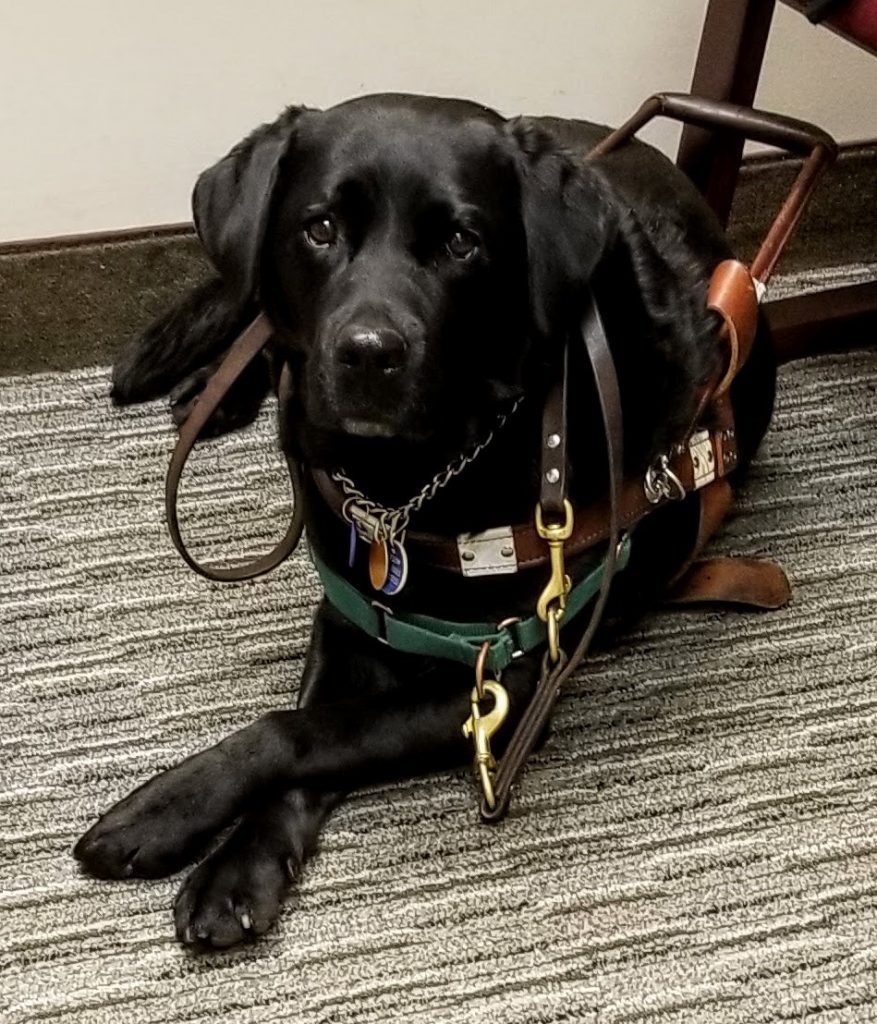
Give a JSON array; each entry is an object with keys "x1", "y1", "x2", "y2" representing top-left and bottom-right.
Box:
[
  {"x1": 192, "y1": 105, "x2": 307, "y2": 300},
  {"x1": 506, "y1": 118, "x2": 617, "y2": 341}
]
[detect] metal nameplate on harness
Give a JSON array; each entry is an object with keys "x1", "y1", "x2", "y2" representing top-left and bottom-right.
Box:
[
  {"x1": 689, "y1": 429, "x2": 716, "y2": 489},
  {"x1": 457, "y1": 526, "x2": 517, "y2": 577}
]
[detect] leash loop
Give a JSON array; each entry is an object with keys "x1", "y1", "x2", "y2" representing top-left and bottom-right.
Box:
[{"x1": 165, "y1": 314, "x2": 305, "y2": 581}]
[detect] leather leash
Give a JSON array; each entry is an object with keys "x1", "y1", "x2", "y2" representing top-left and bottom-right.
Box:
[
  {"x1": 481, "y1": 296, "x2": 623, "y2": 821},
  {"x1": 165, "y1": 313, "x2": 305, "y2": 581}
]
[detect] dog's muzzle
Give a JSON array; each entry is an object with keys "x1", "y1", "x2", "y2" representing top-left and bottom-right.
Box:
[{"x1": 324, "y1": 322, "x2": 415, "y2": 437}]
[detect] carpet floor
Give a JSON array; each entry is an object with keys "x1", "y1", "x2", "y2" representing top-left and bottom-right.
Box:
[{"x1": 2, "y1": 324, "x2": 877, "y2": 1021}]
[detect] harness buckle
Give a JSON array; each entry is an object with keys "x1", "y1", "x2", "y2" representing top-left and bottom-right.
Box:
[{"x1": 497, "y1": 616, "x2": 524, "y2": 661}]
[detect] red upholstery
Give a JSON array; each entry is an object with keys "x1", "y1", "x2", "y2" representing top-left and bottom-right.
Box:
[
  {"x1": 785, "y1": 0, "x2": 877, "y2": 54},
  {"x1": 830, "y1": 0, "x2": 877, "y2": 53}
]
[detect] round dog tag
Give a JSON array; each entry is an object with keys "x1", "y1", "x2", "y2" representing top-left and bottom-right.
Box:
[
  {"x1": 381, "y1": 540, "x2": 409, "y2": 596},
  {"x1": 368, "y1": 539, "x2": 390, "y2": 590}
]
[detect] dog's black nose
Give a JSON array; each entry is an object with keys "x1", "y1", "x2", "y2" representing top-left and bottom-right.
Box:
[{"x1": 335, "y1": 326, "x2": 407, "y2": 375}]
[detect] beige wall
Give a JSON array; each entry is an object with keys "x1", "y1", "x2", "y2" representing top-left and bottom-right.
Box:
[{"x1": 2, "y1": 0, "x2": 876, "y2": 243}]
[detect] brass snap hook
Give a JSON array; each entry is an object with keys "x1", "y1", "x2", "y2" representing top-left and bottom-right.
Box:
[
  {"x1": 535, "y1": 500, "x2": 573, "y2": 621},
  {"x1": 535, "y1": 500, "x2": 573, "y2": 663},
  {"x1": 462, "y1": 679, "x2": 510, "y2": 810}
]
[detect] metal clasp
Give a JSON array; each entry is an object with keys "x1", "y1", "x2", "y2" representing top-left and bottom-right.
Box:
[
  {"x1": 644, "y1": 454, "x2": 685, "y2": 505},
  {"x1": 462, "y1": 641, "x2": 510, "y2": 810},
  {"x1": 535, "y1": 499, "x2": 573, "y2": 662},
  {"x1": 456, "y1": 525, "x2": 517, "y2": 577},
  {"x1": 462, "y1": 679, "x2": 510, "y2": 811}
]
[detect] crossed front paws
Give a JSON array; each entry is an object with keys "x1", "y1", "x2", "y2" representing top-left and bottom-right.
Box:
[{"x1": 73, "y1": 749, "x2": 297, "y2": 948}]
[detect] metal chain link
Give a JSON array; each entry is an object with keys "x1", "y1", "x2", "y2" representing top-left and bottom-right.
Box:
[{"x1": 331, "y1": 397, "x2": 524, "y2": 546}]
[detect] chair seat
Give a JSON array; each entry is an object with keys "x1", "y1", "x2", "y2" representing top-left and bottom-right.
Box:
[{"x1": 787, "y1": 0, "x2": 877, "y2": 54}]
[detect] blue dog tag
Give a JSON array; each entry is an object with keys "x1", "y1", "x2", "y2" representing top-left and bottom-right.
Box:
[{"x1": 381, "y1": 541, "x2": 409, "y2": 596}]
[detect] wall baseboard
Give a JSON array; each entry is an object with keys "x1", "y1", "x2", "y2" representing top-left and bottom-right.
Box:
[
  {"x1": 1, "y1": 142, "x2": 874, "y2": 377},
  {"x1": 0, "y1": 234, "x2": 209, "y2": 377},
  {"x1": 0, "y1": 222, "x2": 194, "y2": 257}
]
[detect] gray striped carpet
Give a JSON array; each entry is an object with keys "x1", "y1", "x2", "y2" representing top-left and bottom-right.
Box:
[{"x1": 3, "y1": 338, "x2": 877, "y2": 1022}]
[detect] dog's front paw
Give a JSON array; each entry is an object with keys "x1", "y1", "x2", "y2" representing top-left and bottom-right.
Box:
[
  {"x1": 73, "y1": 749, "x2": 239, "y2": 879},
  {"x1": 174, "y1": 837, "x2": 293, "y2": 949}
]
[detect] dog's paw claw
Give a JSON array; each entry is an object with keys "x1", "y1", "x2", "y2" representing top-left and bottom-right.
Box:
[
  {"x1": 73, "y1": 826, "x2": 139, "y2": 881},
  {"x1": 174, "y1": 842, "x2": 291, "y2": 949},
  {"x1": 74, "y1": 826, "x2": 178, "y2": 880}
]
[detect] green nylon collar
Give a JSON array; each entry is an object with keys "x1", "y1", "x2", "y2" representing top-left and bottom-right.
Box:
[{"x1": 311, "y1": 535, "x2": 631, "y2": 675}]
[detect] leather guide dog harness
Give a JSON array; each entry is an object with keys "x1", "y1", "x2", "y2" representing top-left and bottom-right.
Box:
[{"x1": 164, "y1": 93, "x2": 836, "y2": 822}]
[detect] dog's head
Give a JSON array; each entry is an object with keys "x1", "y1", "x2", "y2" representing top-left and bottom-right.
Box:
[{"x1": 193, "y1": 94, "x2": 616, "y2": 459}]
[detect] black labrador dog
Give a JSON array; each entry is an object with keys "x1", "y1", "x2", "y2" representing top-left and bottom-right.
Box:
[{"x1": 74, "y1": 94, "x2": 775, "y2": 948}]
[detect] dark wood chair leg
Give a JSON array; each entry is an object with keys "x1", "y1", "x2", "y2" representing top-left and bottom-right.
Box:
[
  {"x1": 766, "y1": 281, "x2": 877, "y2": 363},
  {"x1": 676, "y1": 0, "x2": 777, "y2": 225}
]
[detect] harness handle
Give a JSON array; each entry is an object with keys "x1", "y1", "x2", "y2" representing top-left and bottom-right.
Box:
[
  {"x1": 165, "y1": 313, "x2": 304, "y2": 581},
  {"x1": 588, "y1": 92, "x2": 837, "y2": 288}
]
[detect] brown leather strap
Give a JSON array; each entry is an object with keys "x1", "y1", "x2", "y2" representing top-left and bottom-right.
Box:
[
  {"x1": 165, "y1": 313, "x2": 305, "y2": 581},
  {"x1": 661, "y1": 477, "x2": 790, "y2": 610},
  {"x1": 665, "y1": 477, "x2": 734, "y2": 590},
  {"x1": 311, "y1": 400, "x2": 738, "y2": 577},
  {"x1": 481, "y1": 294, "x2": 624, "y2": 822},
  {"x1": 708, "y1": 259, "x2": 760, "y2": 396},
  {"x1": 694, "y1": 478, "x2": 734, "y2": 560},
  {"x1": 539, "y1": 345, "x2": 569, "y2": 521},
  {"x1": 666, "y1": 556, "x2": 791, "y2": 610}
]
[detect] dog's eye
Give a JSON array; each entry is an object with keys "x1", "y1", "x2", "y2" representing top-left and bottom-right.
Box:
[
  {"x1": 446, "y1": 229, "x2": 479, "y2": 260},
  {"x1": 304, "y1": 216, "x2": 337, "y2": 247}
]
